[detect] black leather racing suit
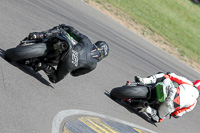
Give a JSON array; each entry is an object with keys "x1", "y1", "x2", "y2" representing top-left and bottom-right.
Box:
[{"x1": 34, "y1": 25, "x2": 98, "y2": 83}]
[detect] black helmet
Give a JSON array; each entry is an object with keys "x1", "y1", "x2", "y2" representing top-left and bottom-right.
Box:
[{"x1": 91, "y1": 41, "x2": 109, "y2": 62}]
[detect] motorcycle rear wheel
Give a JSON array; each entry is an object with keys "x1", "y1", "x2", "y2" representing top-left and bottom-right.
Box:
[
  {"x1": 5, "y1": 43, "x2": 47, "y2": 62},
  {"x1": 110, "y1": 85, "x2": 149, "y2": 100}
]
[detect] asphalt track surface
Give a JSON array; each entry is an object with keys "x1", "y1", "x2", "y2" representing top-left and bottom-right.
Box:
[{"x1": 0, "y1": 0, "x2": 200, "y2": 133}]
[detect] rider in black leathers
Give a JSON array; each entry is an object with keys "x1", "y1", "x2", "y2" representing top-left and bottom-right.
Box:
[{"x1": 27, "y1": 24, "x2": 109, "y2": 83}]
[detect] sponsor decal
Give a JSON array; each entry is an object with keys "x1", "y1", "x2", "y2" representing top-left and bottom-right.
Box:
[{"x1": 72, "y1": 50, "x2": 78, "y2": 67}]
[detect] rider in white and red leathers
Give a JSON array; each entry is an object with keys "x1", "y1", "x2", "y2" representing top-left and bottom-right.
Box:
[{"x1": 135, "y1": 72, "x2": 200, "y2": 122}]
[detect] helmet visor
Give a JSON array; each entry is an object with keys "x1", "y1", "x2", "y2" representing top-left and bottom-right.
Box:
[{"x1": 97, "y1": 44, "x2": 108, "y2": 60}]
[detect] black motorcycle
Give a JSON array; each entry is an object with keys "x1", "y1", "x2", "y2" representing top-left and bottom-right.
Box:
[
  {"x1": 5, "y1": 28, "x2": 76, "y2": 70},
  {"x1": 110, "y1": 81, "x2": 167, "y2": 111}
]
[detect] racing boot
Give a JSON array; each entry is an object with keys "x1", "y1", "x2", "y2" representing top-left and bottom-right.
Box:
[
  {"x1": 33, "y1": 62, "x2": 47, "y2": 72},
  {"x1": 33, "y1": 62, "x2": 57, "y2": 83},
  {"x1": 144, "y1": 106, "x2": 159, "y2": 122},
  {"x1": 43, "y1": 65, "x2": 57, "y2": 83}
]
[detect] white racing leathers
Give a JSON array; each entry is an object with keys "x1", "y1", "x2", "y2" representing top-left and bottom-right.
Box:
[{"x1": 143, "y1": 73, "x2": 199, "y2": 121}]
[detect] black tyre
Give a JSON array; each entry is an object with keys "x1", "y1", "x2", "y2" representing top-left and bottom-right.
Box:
[
  {"x1": 110, "y1": 85, "x2": 149, "y2": 99},
  {"x1": 5, "y1": 43, "x2": 47, "y2": 62}
]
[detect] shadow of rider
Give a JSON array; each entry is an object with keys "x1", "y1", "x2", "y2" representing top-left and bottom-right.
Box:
[
  {"x1": 104, "y1": 90, "x2": 157, "y2": 126},
  {"x1": 0, "y1": 48, "x2": 53, "y2": 88}
]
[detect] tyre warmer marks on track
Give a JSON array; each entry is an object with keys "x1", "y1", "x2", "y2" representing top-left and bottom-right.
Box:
[{"x1": 52, "y1": 109, "x2": 156, "y2": 133}]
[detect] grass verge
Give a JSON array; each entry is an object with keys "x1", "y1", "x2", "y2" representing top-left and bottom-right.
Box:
[{"x1": 85, "y1": 0, "x2": 200, "y2": 71}]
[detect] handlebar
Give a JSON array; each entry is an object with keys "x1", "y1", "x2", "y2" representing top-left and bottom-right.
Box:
[
  {"x1": 19, "y1": 39, "x2": 38, "y2": 45},
  {"x1": 19, "y1": 37, "x2": 47, "y2": 45}
]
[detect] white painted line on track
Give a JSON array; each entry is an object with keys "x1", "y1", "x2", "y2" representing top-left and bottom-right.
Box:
[{"x1": 52, "y1": 109, "x2": 156, "y2": 133}]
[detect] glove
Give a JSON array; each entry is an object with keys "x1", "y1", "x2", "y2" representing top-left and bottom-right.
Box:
[
  {"x1": 33, "y1": 62, "x2": 46, "y2": 72},
  {"x1": 135, "y1": 76, "x2": 142, "y2": 83},
  {"x1": 59, "y1": 24, "x2": 73, "y2": 29},
  {"x1": 59, "y1": 24, "x2": 74, "y2": 33},
  {"x1": 134, "y1": 76, "x2": 150, "y2": 84},
  {"x1": 28, "y1": 32, "x2": 44, "y2": 40},
  {"x1": 134, "y1": 75, "x2": 156, "y2": 85}
]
